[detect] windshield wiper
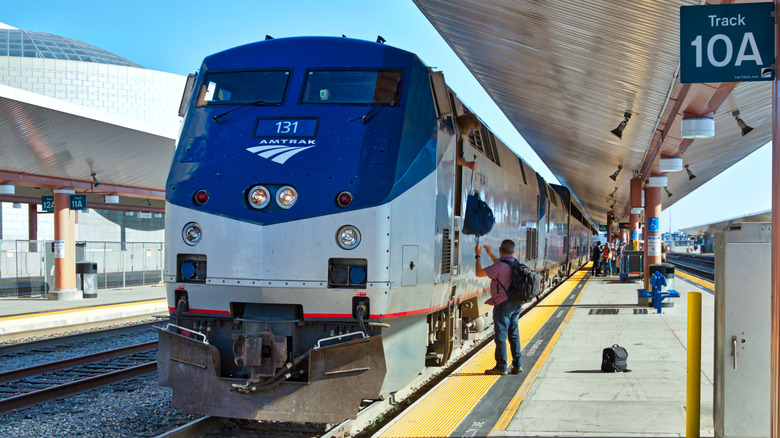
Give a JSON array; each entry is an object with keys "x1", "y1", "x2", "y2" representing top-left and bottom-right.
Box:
[
  {"x1": 350, "y1": 77, "x2": 402, "y2": 124},
  {"x1": 213, "y1": 100, "x2": 273, "y2": 122}
]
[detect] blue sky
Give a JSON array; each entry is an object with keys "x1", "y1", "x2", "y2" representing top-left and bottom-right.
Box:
[{"x1": 3, "y1": 0, "x2": 771, "y2": 231}]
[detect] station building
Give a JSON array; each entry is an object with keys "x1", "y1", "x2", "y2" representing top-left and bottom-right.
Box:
[{"x1": 0, "y1": 22, "x2": 186, "y2": 296}]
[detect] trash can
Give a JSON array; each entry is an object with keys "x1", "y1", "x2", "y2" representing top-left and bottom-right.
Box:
[
  {"x1": 648, "y1": 263, "x2": 675, "y2": 292},
  {"x1": 76, "y1": 262, "x2": 98, "y2": 298}
]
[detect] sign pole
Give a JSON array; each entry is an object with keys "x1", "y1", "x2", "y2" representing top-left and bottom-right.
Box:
[{"x1": 771, "y1": 4, "x2": 780, "y2": 438}]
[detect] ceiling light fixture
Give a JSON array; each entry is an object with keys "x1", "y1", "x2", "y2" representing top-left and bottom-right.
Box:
[
  {"x1": 646, "y1": 176, "x2": 668, "y2": 188},
  {"x1": 609, "y1": 165, "x2": 623, "y2": 181},
  {"x1": 664, "y1": 187, "x2": 673, "y2": 198},
  {"x1": 659, "y1": 157, "x2": 683, "y2": 172},
  {"x1": 681, "y1": 114, "x2": 715, "y2": 138},
  {"x1": 684, "y1": 164, "x2": 697, "y2": 180},
  {"x1": 611, "y1": 111, "x2": 631, "y2": 139},
  {"x1": 91, "y1": 172, "x2": 101, "y2": 188},
  {"x1": 731, "y1": 110, "x2": 753, "y2": 136}
]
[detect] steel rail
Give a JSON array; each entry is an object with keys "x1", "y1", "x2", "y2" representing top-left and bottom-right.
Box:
[
  {"x1": 0, "y1": 361, "x2": 157, "y2": 414},
  {"x1": 0, "y1": 322, "x2": 159, "y2": 355},
  {"x1": 0, "y1": 341, "x2": 157, "y2": 384},
  {"x1": 155, "y1": 416, "x2": 219, "y2": 438}
]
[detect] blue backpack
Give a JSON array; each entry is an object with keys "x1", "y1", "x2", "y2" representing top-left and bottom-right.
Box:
[{"x1": 462, "y1": 193, "x2": 495, "y2": 236}]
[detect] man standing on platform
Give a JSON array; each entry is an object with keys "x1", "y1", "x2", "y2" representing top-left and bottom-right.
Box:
[
  {"x1": 475, "y1": 239, "x2": 523, "y2": 375},
  {"x1": 591, "y1": 242, "x2": 602, "y2": 276}
]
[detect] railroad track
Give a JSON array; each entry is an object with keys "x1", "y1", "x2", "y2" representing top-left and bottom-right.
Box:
[
  {"x1": 0, "y1": 341, "x2": 157, "y2": 413},
  {"x1": 0, "y1": 321, "x2": 160, "y2": 353},
  {"x1": 157, "y1": 416, "x2": 330, "y2": 437},
  {"x1": 666, "y1": 253, "x2": 714, "y2": 281}
]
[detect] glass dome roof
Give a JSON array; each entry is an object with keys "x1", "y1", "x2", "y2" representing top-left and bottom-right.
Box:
[{"x1": 0, "y1": 29, "x2": 142, "y2": 68}]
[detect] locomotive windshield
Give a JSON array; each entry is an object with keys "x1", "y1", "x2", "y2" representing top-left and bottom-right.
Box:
[
  {"x1": 196, "y1": 70, "x2": 291, "y2": 106},
  {"x1": 301, "y1": 69, "x2": 402, "y2": 105}
]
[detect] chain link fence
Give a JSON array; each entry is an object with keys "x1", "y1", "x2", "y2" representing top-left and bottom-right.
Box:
[{"x1": 0, "y1": 240, "x2": 164, "y2": 297}]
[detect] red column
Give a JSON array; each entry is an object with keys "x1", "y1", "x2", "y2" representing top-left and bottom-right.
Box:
[
  {"x1": 630, "y1": 176, "x2": 644, "y2": 252},
  {"x1": 643, "y1": 185, "x2": 662, "y2": 291},
  {"x1": 27, "y1": 203, "x2": 37, "y2": 252},
  {"x1": 606, "y1": 213, "x2": 613, "y2": 244},
  {"x1": 51, "y1": 189, "x2": 78, "y2": 300},
  {"x1": 770, "y1": 3, "x2": 780, "y2": 434},
  {"x1": 629, "y1": 211, "x2": 641, "y2": 250}
]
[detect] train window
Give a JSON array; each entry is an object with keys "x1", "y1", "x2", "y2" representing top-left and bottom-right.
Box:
[
  {"x1": 301, "y1": 69, "x2": 402, "y2": 105},
  {"x1": 195, "y1": 70, "x2": 291, "y2": 106}
]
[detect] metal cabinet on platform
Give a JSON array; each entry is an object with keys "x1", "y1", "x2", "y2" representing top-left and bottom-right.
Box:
[{"x1": 714, "y1": 222, "x2": 771, "y2": 438}]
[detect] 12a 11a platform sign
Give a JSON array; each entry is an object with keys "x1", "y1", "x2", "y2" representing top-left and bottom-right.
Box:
[{"x1": 680, "y1": 2, "x2": 775, "y2": 83}]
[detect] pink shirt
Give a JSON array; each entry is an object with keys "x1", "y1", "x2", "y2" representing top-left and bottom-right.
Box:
[{"x1": 483, "y1": 255, "x2": 516, "y2": 306}]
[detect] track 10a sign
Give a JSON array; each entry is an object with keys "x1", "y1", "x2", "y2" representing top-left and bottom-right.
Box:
[{"x1": 680, "y1": 2, "x2": 775, "y2": 83}]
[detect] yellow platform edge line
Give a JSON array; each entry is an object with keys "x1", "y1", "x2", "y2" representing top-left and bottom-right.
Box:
[
  {"x1": 675, "y1": 270, "x2": 714, "y2": 289},
  {"x1": 0, "y1": 298, "x2": 167, "y2": 321},
  {"x1": 490, "y1": 272, "x2": 587, "y2": 433},
  {"x1": 377, "y1": 266, "x2": 589, "y2": 438}
]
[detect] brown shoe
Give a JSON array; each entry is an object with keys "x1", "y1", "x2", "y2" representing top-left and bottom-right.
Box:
[
  {"x1": 485, "y1": 366, "x2": 508, "y2": 375},
  {"x1": 511, "y1": 366, "x2": 523, "y2": 374}
]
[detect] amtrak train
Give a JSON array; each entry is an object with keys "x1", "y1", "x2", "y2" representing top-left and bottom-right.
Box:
[{"x1": 157, "y1": 36, "x2": 596, "y2": 423}]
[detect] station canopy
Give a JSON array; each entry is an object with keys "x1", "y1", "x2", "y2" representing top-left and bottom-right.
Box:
[{"x1": 414, "y1": 0, "x2": 772, "y2": 227}]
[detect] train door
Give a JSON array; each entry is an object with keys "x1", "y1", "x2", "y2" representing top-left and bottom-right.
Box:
[
  {"x1": 429, "y1": 70, "x2": 458, "y2": 279},
  {"x1": 402, "y1": 245, "x2": 418, "y2": 286}
]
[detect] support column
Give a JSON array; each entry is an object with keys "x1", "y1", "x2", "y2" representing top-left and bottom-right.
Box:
[
  {"x1": 28, "y1": 203, "x2": 37, "y2": 252},
  {"x1": 606, "y1": 212, "x2": 613, "y2": 244},
  {"x1": 770, "y1": 4, "x2": 780, "y2": 434},
  {"x1": 50, "y1": 189, "x2": 79, "y2": 300},
  {"x1": 629, "y1": 211, "x2": 641, "y2": 250},
  {"x1": 643, "y1": 185, "x2": 662, "y2": 291},
  {"x1": 630, "y1": 177, "x2": 643, "y2": 251}
]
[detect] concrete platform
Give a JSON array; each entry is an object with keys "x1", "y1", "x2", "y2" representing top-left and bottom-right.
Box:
[
  {"x1": 375, "y1": 266, "x2": 715, "y2": 438},
  {"x1": 0, "y1": 285, "x2": 167, "y2": 338},
  {"x1": 492, "y1": 272, "x2": 714, "y2": 437}
]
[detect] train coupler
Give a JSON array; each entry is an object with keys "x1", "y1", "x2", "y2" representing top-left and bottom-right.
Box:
[{"x1": 232, "y1": 330, "x2": 287, "y2": 378}]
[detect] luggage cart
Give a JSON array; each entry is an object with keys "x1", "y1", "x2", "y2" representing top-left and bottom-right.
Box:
[{"x1": 619, "y1": 250, "x2": 644, "y2": 282}]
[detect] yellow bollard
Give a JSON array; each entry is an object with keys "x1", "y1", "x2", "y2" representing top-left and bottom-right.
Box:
[{"x1": 687, "y1": 291, "x2": 702, "y2": 438}]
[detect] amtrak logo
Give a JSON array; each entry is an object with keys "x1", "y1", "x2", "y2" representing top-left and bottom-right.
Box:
[{"x1": 246, "y1": 139, "x2": 316, "y2": 164}]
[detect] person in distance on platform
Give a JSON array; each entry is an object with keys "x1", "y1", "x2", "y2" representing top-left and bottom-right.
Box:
[
  {"x1": 591, "y1": 242, "x2": 601, "y2": 276},
  {"x1": 601, "y1": 243, "x2": 613, "y2": 276},
  {"x1": 455, "y1": 113, "x2": 480, "y2": 171},
  {"x1": 475, "y1": 239, "x2": 523, "y2": 375}
]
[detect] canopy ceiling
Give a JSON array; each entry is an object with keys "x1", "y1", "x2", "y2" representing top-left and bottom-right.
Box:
[{"x1": 414, "y1": 0, "x2": 772, "y2": 227}]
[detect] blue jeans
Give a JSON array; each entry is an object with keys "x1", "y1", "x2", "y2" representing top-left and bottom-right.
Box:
[{"x1": 493, "y1": 300, "x2": 523, "y2": 370}]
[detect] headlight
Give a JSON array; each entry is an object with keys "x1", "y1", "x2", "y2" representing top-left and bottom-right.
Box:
[
  {"x1": 182, "y1": 222, "x2": 202, "y2": 246},
  {"x1": 247, "y1": 185, "x2": 270, "y2": 209},
  {"x1": 276, "y1": 185, "x2": 297, "y2": 209},
  {"x1": 336, "y1": 225, "x2": 361, "y2": 250}
]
